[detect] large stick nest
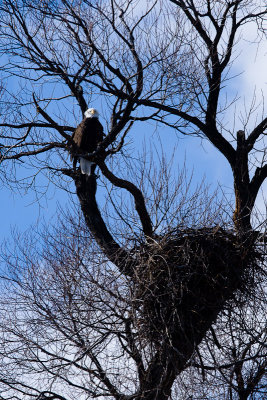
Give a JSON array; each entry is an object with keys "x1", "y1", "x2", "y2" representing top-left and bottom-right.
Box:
[{"x1": 131, "y1": 227, "x2": 262, "y2": 347}]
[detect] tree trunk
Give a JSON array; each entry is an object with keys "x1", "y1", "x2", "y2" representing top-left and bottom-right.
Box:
[{"x1": 233, "y1": 131, "x2": 252, "y2": 233}]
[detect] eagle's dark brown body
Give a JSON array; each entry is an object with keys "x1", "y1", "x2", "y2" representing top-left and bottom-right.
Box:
[
  {"x1": 70, "y1": 115, "x2": 104, "y2": 174},
  {"x1": 72, "y1": 117, "x2": 104, "y2": 153}
]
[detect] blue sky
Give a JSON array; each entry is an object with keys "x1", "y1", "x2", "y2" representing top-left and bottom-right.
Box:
[
  {"x1": 0, "y1": 13, "x2": 266, "y2": 243},
  {"x1": 0, "y1": 125, "x2": 234, "y2": 243}
]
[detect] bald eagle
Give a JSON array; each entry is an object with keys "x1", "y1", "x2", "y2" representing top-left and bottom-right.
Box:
[{"x1": 71, "y1": 108, "x2": 104, "y2": 175}]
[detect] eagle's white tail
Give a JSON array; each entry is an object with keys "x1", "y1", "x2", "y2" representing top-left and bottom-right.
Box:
[{"x1": 80, "y1": 157, "x2": 94, "y2": 175}]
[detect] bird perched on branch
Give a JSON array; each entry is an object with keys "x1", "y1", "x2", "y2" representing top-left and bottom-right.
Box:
[{"x1": 70, "y1": 108, "x2": 104, "y2": 175}]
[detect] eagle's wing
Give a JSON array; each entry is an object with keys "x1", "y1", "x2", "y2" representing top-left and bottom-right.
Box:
[
  {"x1": 72, "y1": 118, "x2": 87, "y2": 148},
  {"x1": 69, "y1": 118, "x2": 87, "y2": 163}
]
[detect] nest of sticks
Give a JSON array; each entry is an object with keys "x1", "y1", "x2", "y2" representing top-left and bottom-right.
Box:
[{"x1": 131, "y1": 227, "x2": 262, "y2": 345}]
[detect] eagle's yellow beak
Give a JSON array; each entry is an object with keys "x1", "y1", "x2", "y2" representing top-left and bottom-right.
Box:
[{"x1": 91, "y1": 109, "x2": 95, "y2": 115}]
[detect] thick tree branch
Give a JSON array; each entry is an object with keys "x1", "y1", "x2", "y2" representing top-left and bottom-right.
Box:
[
  {"x1": 62, "y1": 170, "x2": 135, "y2": 276},
  {"x1": 246, "y1": 117, "x2": 267, "y2": 152},
  {"x1": 249, "y1": 164, "x2": 267, "y2": 206},
  {"x1": 99, "y1": 161, "x2": 153, "y2": 238},
  {"x1": 37, "y1": 392, "x2": 68, "y2": 400},
  {"x1": 136, "y1": 98, "x2": 236, "y2": 166}
]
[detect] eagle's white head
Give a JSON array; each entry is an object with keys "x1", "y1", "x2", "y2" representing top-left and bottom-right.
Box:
[{"x1": 84, "y1": 108, "x2": 99, "y2": 119}]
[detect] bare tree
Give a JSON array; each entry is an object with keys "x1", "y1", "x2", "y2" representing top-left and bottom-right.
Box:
[
  {"x1": 0, "y1": 0, "x2": 266, "y2": 399},
  {"x1": 173, "y1": 277, "x2": 267, "y2": 399},
  {"x1": 0, "y1": 201, "x2": 265, "y2": 400}
]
